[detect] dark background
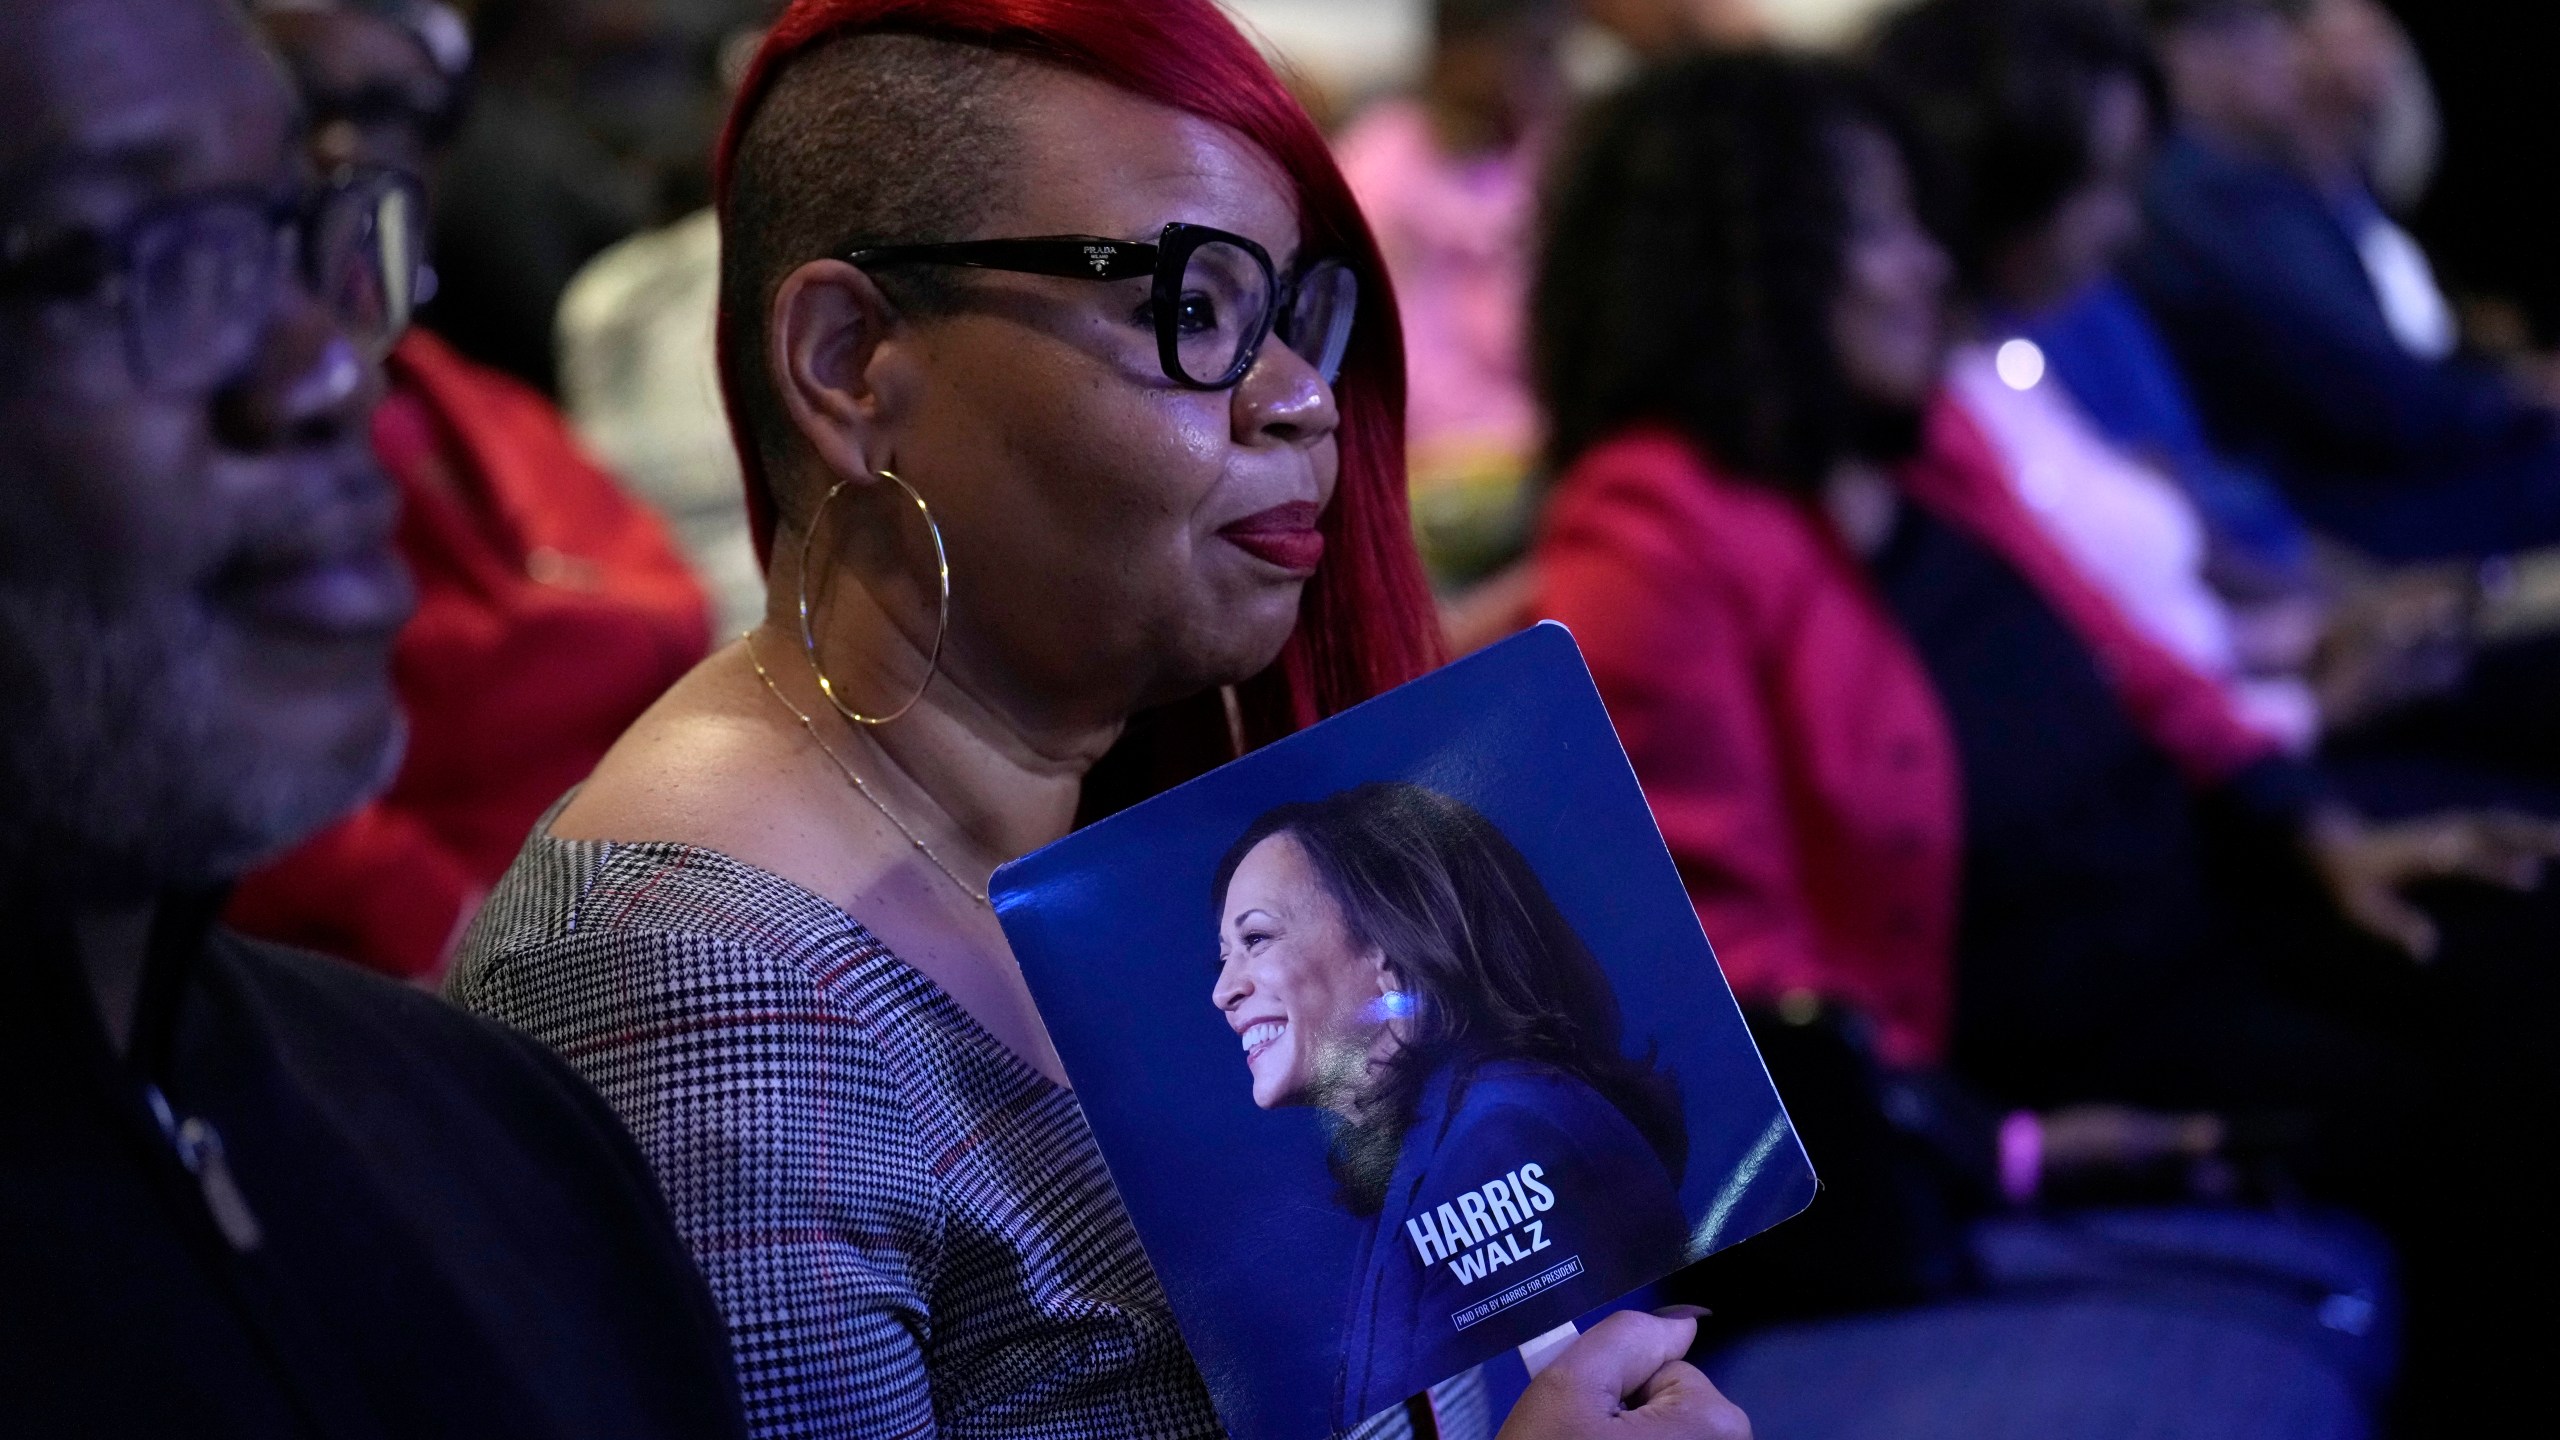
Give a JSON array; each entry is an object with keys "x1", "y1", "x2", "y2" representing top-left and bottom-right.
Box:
[{"x1": 2387, "y1": 0, "x2": 2560, "y2": 344}]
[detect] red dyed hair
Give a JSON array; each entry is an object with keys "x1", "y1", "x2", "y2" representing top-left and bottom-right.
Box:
[{"x1": 713, "y1": 0, "x2": 1443, "y2": 791}]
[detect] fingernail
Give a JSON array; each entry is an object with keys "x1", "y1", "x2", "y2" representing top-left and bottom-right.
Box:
[{"x1": 1652, "y1": 1304, "x2": 1712, "y2": 1319}]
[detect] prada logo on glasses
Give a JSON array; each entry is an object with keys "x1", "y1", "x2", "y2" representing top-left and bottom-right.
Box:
[{"x1": 1082, "y1": 244, "x2": 1117, "y2": 274}]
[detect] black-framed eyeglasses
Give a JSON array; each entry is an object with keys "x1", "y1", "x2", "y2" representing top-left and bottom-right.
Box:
[
  {"x1": 846, "y1": 222, "x2": 1357, "y2": 391},
  {"x1": 0, "y1": 166, "x2": 426, "y2": 394}
]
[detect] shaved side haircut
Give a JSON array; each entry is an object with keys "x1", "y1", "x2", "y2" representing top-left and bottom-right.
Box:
[{"x1": 718, "y1": 32, "x2": 1027, "y2": 520}]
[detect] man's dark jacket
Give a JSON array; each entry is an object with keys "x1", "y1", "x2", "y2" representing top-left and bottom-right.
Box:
[
  {"x1": 2130, "y1": 130, "x2": 2560, "y2": 559},
  {"x1": 0, "y1": 891, "x2": 750, "y2": 1439}
]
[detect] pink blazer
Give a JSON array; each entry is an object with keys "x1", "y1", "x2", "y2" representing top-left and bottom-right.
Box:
[{"x1": 1532, "y1": 399, "x2": 2277, "y2": 1065}]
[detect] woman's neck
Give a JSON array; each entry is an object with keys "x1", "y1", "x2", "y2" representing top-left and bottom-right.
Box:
[
  {"x1": 767, "y1": 654, "x2": 1109, "y2": 898},
  {"x1": 773, "y1": 535, "x2": 1141, "y2": 877},
  {"x1": 847, "y1": 653, "x2": 1111, "y2": 875},
  {"x1": 545, "y1": 555, "x2": 1116, "y2": 1084}
]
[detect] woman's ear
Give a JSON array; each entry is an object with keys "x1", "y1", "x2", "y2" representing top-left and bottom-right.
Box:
[
  {"x1": 1370, "y1": 957, "x2": 1416, "y2": 1028},
  {"x1": 770, "y1": 258, "x2": 914, "y2": 486}
]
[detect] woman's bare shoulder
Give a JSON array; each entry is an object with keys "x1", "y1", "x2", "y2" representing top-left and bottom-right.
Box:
[
  {"x1": 549, "y1": 647, "x2": 1068, "y2": 1085},
  {"x1": 549, "y1": 649, "x2": 863, "y2": 894}
]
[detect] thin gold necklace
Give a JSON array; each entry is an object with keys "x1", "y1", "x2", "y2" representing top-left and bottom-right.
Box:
[{"x1": 742, "y1": 630, "x2": 994, "y2": 909}]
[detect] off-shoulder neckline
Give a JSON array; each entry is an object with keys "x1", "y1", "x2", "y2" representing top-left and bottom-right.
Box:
[{"x1": 526, "y1": 824, "x2": 1069, "y2": 1098}]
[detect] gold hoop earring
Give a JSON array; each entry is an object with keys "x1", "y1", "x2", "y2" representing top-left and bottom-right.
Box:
[{"x1": 796, "y1": 468, "x2": 951, "y2": 727}]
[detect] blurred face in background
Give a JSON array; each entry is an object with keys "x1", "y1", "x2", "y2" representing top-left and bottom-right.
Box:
[
  {"x1": 1428, "y1": 4, "x2": 1571, "y2": 154},
  {"x1": 2158, "y1": 5, "x2": 2306, "y2": 156},
  {"x1": 1212, "y1": 832, "x2": 1398, "y2": 1112},
  {"x1": 259, "y1": 4, "x2": 458, "y2": 185},
  {"x1": 2293, "y1": 0, "x2": 2407, "y2": 169},
  {"x1": 491, "y1": 0, "x2": 714, "y2": 195},
  {"x1": 0, "y1": 0, "x2": 407, "y2": 899},
  {"x1": 1988, "y1": 74, "x2": 2154, "y2": 318},
  {"x1": 1829, "y1": 123, "x2": 1951, "y2": 412}
]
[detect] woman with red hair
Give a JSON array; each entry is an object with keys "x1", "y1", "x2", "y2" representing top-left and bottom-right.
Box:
[{"x1": 446, "y1": 1, "x2": 1749, "y2": 1436}]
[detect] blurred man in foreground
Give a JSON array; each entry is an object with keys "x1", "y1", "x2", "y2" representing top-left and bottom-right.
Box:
[{"x1": 0, "y1": 0, "x2": 747, "y2": 1431}]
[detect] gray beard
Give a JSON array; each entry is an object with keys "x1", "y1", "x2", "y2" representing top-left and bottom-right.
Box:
[{"x1": 0, "y1": 587, "x2": 403, "y2": 905}]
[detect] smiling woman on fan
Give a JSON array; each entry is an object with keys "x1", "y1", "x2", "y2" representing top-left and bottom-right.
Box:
[{"x1": 1213, "y1": 782, "x2": 1690, "y2": 1430}]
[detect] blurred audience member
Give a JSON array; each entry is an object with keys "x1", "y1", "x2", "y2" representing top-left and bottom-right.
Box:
[
  {"x1": 1538, "y1": 44, "x2": 2270, "y2": 1136},
  {"x1": 2292, "y1": 0, "x2": 2449, "y2": 345},
  {"x1": 2021, "y1": 279, "x2": 2321, "y2": 593},
  {"x1": 1338, "y1": 0, "x2": 1566, "y2": 591},
  {"x1": 1871, "y1": 0, "x2": 2321, "y2": 751},
  {"x1": 1882, "y1": 0, "x2": 2560, "y2": 781},
  {"x1": 1530, "y1": 49, "x2": 2560, "y2": 1418},
  {"x1": 2132, "y1": 0, "x2": 2560, "y2": 560},
  {"x1": 227, "y1": 0, "x2": 712, "y2": 982},
  {"x1": 0, "y1": 0, "x2": 747, "y2": 1431},
  {"x1": 428, "y1": 0, "x2": 711, "y2": 392}
]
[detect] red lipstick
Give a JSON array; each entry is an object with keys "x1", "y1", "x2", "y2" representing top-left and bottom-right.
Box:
[{"x1": 1220, "y1": 501, "x2": 1325, "y2": 574}]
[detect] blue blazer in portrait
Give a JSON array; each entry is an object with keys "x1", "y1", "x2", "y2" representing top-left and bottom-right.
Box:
[{"x1": 1335, "y1": 1058, "x2": 1688, "y2": 1427}]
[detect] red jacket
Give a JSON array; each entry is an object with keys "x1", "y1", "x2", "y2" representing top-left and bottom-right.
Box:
[
  {"x1": 226, "y1": 331, "x2": 713, "y2": 979},
  {"x1": 1532, "y1": 400, "x2": 2276, "y2": 1066}
]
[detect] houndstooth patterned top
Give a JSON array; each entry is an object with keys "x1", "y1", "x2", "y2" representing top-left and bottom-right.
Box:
[{"x1": 447, "y1": 830, "x2": 1224, "y2": 1440}]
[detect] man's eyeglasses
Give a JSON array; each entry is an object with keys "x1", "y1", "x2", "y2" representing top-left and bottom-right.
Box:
[
  {"x1": 846, "y1": 222, "x2": 1357, "y2": 392},
  {"x1": 0, "y1": 167, "x2": 426, "y2": 394}
]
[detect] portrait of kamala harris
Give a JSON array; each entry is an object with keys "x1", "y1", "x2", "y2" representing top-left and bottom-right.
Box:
[{"x1": 1208, "y1": 782, "x2": 1691, "y2": 1426}]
